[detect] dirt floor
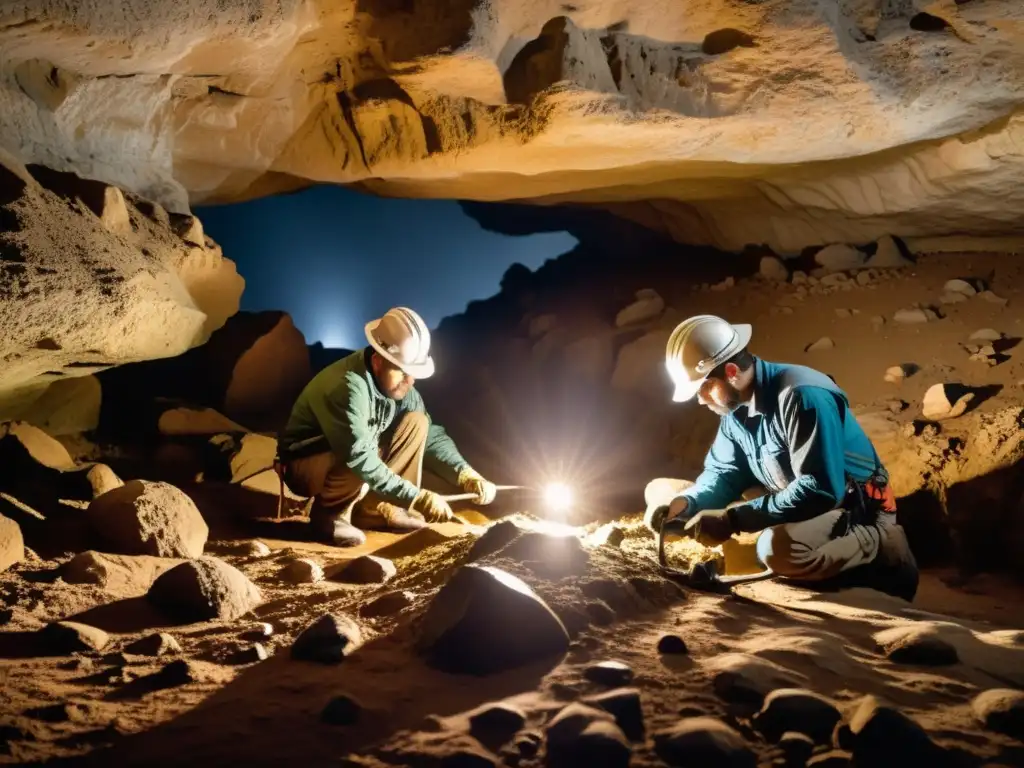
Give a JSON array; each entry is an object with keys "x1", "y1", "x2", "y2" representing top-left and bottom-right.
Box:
[{"x1": 2, "y1": 249, "x2": 1024, "y2": 766}]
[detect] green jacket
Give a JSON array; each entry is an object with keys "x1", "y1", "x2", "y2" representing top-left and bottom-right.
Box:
[{"x1": 279, "y1": 348, "x2": 469, "y2": 505}]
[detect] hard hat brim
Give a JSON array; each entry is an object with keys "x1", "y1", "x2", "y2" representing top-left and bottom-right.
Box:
[
  {"x1": 364, "y1": 319, "x2": 435, "y2": 379},
  {"x1": 670, "y1": 322, "x2": 752, "y2": 402}
]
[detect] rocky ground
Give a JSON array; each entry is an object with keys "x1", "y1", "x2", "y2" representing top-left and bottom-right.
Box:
[{"x1": 2, "y1": 237, "x2": 1024, "y2": 766}]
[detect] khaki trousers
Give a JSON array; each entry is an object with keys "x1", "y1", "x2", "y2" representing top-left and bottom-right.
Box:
[
  {"x1": 644, "y1": 477, "x2": 903, "y2": 581},
  {"x1": 284, "y1": 412, "x2": 427, "y2": 523}
]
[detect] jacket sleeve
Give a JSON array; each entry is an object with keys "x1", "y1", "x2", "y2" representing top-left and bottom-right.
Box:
[
  {"x1": 728, "y1": 386, "x2": 847, "y2": 532},
  {"x1": 678, "y1": 420, "x2": 755, "y2": 515},
  {"x1": 310, "y1": 374, "x2": 420, "y2": 505},
  {"x1": 404, "y1": 389, "x2": 470, "y2": 486}
]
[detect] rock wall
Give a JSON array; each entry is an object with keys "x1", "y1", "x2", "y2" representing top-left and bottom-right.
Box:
[
  {"x1": 1, "y1": 1, "x2": 1022, "y2": 253},
  {"x1": 0, "y1": 149, "x2": 243, "y2": 424}
]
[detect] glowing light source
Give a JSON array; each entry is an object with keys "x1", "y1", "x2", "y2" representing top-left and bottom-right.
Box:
[{"x1": 542, "y1": 482, "x2": 574, "y2": 515}]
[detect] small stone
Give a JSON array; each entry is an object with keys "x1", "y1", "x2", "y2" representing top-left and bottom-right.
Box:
[
  {"x1": 815, "y1": 244, "x2": 864, "y2": 272},
  {"x1": 805, "y1": 337, "x2": 834, "y2": 353},
  {"x1": 855, "y1": 271, "x2": 873, "y2": 286},
  {"x1": 971, "y1": 689, "x2": 1024, "y2": 741},
  {"x1": 834, "y1": 308, "x2": 852, "y2": 318},
  {"x1": 886, "y1": 400, "x2": 907, "y2": 414},
  {"x1": 468, "y1": 702, "x2": 526, "y2": 748},
  {"x1": 759, "y1": 256, "x2": 789, "y2": 282},
  {"x1": 583, "y1": 687, "x2": 645, "y2": 741},
  {"x1": 969, "y1": 328, "x2": 1002, "y2": 342},
  {"x1": 969, "y1": 352, "x2": 997, "y2": 366},
  {"x1": 546, "y1": 702, "x2": 630, "y2": 766},
  {"x1": 939, "y1": 291, "x2": 969, "y2": 305},
  {"x1": 584, "y1": 601, "x2": 615, "y2": 626},
  {"x1": 233, "y1": 643, "x2": 269, "y2": 664},
  {"x1": 922, "y1": 383, "x2": 974, "y2": 420},
  {"x1": 819, "y1": 273, "x2": 849, "y2": 287},
  {"x1": 710, "y1": 276, "x2": 736, "y2": 291},
  {"x1": 883, "y1": 363, "x2": 916, "y2": 383},
  {"x1": 360, "y1": 590, "x2": 415, "y2": 619},
  {"x1": 125, "y1": 632, "x2": 182, "y2": 657},
  {"x1": 876, "y1": 628, "x2": 959, "y2": 666},
  {"x1": 152, "y1": 659, "x2": 197, "y2": 688},
  {"x1": 779, "y1": 731, "x2": 815, "y2": 764},
  {"x1": 242, "y1": 622, "x2": 275, "y2": 640},
  {"x1": 466, "y1": 519, "x2": 522, "y2": 561},
  {"x1": 292, "y1": 613, "x2": 363, "y2": 664},
  {"x1": 943, "y1": 278, "x2": 977, "y2": 297},
  {"x1": 657, "y1": 634, "x2": 688, "y2": 655},
  {"x1": 279, "y1": 557, "x2": 324, "y2": 584},
  {"x1": 792, "y1": 271, "x2": 808, "y2": 285},
  {"x1": 588, "y1": 523, "x2": 625, "y2": 548},
  {"x1": 979, "y1": 290, "x2": 1008, "y2": 306},
  {"x1": 244, "y1": 540, "x2": 272, "y2": 557},
  {"x1": 326, "y1": 555, "x2": 396, "y2": 585},
  {"x1": 752, "y1": 688, "x2": 841, "y2": 744},
  {"x1": 894, "y1": 308, "x2": 929, "y2": 324},
  {"x1": 653, "y1": 717, "x2": 756, "y2": 767},
  {"x1": 41, "y1": 621, "x2": 109, "y2": 653},
  {"x1": 321, "y1": 694, "x2": 363, "y2": 726},
  {"x1": 584, "y1": 660, "x2": 634, "y2": 687},
  {"x1": 845, "y1": 696, "x2": 942, "y2": 761},
  {"x1": 871, "y1": 315, "x2": 885, "y2": 329}
]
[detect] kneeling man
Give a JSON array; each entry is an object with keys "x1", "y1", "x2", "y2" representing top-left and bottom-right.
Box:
[
  {"x1": 279, "y1": 307, "x2": 496, "y2": 547},
  {"x1": 646, "y1": 314, "x2": 919, "y2": 601}
]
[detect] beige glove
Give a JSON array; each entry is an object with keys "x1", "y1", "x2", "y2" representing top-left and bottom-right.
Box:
[
  {"x1": 413, "y1": 488, "x2": 455, "y2": 523},
  {"x1": 458, "y1": 467, "x2": 497, "y2": 505}
]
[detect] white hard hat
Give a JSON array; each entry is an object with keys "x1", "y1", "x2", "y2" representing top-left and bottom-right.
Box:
[
  {"x1": 365, "y1": 307, "x2": 435, "y2": 379},
  {"x1": 665, "y1": 315, "x2": 752, "y2": 402}
]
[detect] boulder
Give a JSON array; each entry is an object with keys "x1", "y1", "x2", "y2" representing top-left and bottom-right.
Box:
[
  {"x1": 759, "y1": 255, "x2": 789, "y2": 281},
  {"x1": 615, "y1": 290, "x2": 664, "y2": 327},
  {"x1": 87, "y1": 479, "x2": 208, "y2": 558},
  {"x1": 876, "y1": 627, "x2": 959, "y2": 666},
  {"x1": 500, "y1": 531, "x2": 590, "y2": 576},
  {"x1": 922, "y1": 383, "x2": 974, "y2": 421},
  {"x1": 17, "y1": 376, "x2": 103, "y2": 436},
  {"x1": 62, "y1": 551, "x2": 178, "y2": 594},
  {"x1": 279, "y1": 557, "x2": 325, "y2": 584},
  {"x1": 971, "y1": 689, "x2": 1024, "y2": 741},
  {"x1": 147, "y1": 556, "x2": 261, "y2": 622},
  {"x1": 467, "y1": 701, "x2": 527, "y2": 749},
  {"x1": 292, "y1": 613, "x2": 363, "y2": 664},
  {"x1": 814, "y1": 244, "x2": 865, "y2": 272},
  {"x1": 326, "y1": 555, "x2": 396, "y2": 585},
  {"x1": 866, "y1": 236, "x2": 912, "y2": 268},
  {"x1": 653, "y1": 717, "x2": 756, "y2": 767},
  {"x1": 416, "y1": 564, "x2": 570, "y2": 674},
  {"x1": 752, "y1": 688, "x2": 841, "y2": 744},
  {"x1": 40, "y1": 621, "x2": 110, "y2": 653},
  {"x1": 0, "y1": 514, "x2": 24, "y2": 572}
]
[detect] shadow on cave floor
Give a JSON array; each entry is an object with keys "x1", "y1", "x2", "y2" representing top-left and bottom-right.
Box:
[{"x1": 61, "y1": 627, "x2": 562, "y2": 767}]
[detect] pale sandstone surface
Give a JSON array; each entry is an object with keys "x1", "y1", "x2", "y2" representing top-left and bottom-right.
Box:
[{"x1": 0, "y1": 1, "x2": 1022, "y2": 253}]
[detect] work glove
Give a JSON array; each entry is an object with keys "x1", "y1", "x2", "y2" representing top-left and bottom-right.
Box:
[
  {"x1": 458, "y1": 467, "x2": 497, "y2": 505},
  {"x1": 683, "y1": 509, "x2": 736, "y2": 547},
  {"x1": 645, "y1": 495, "x2": 690, "y2": 533},
  {"x1": 412, "y1": 488, "x2": 456, "y2": 523}
]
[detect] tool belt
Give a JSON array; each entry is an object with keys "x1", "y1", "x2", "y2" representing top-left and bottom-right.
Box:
[{"x1": 831, "y1": 470, "x2": 896, "y2": 537}]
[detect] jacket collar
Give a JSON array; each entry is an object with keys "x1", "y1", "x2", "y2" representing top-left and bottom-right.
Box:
[
  {"x1": 361, "y1": 347, "x2": 386, "y2": 400},
  {"x1": 744, "y1": 357, "x2": 771, "y2": 418}
]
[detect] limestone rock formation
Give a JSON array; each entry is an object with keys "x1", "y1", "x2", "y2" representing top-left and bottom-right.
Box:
[
  {"x1": 147, "y1": 556, "x2": 262, "y2": 622},
  {"x1": 0, "y1": 151, "x2": 243, "y2": 422},
  {"x1": 0, "y1": 3, "x2": 1021, "y2": 255}
]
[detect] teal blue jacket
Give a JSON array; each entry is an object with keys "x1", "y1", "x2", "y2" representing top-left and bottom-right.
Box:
[
  {"x1": 279, "y1": 349, "x2": 469, "y2": 505},
  {"x1": 679, "y1": 358, "x2": 885, "y2": 532}
]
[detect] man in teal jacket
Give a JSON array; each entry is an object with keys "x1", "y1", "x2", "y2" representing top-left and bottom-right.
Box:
[
  {"x1": 279, "y1": 307, "x2": 496, "y2": 547},
  {"x1": 646, "y1": 315, "x2": 919, "y2": 601}
]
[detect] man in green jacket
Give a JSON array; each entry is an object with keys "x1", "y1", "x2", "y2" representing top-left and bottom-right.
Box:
[{"x1": 279, "y1": 307, "x2": 497, "y2": 547}]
